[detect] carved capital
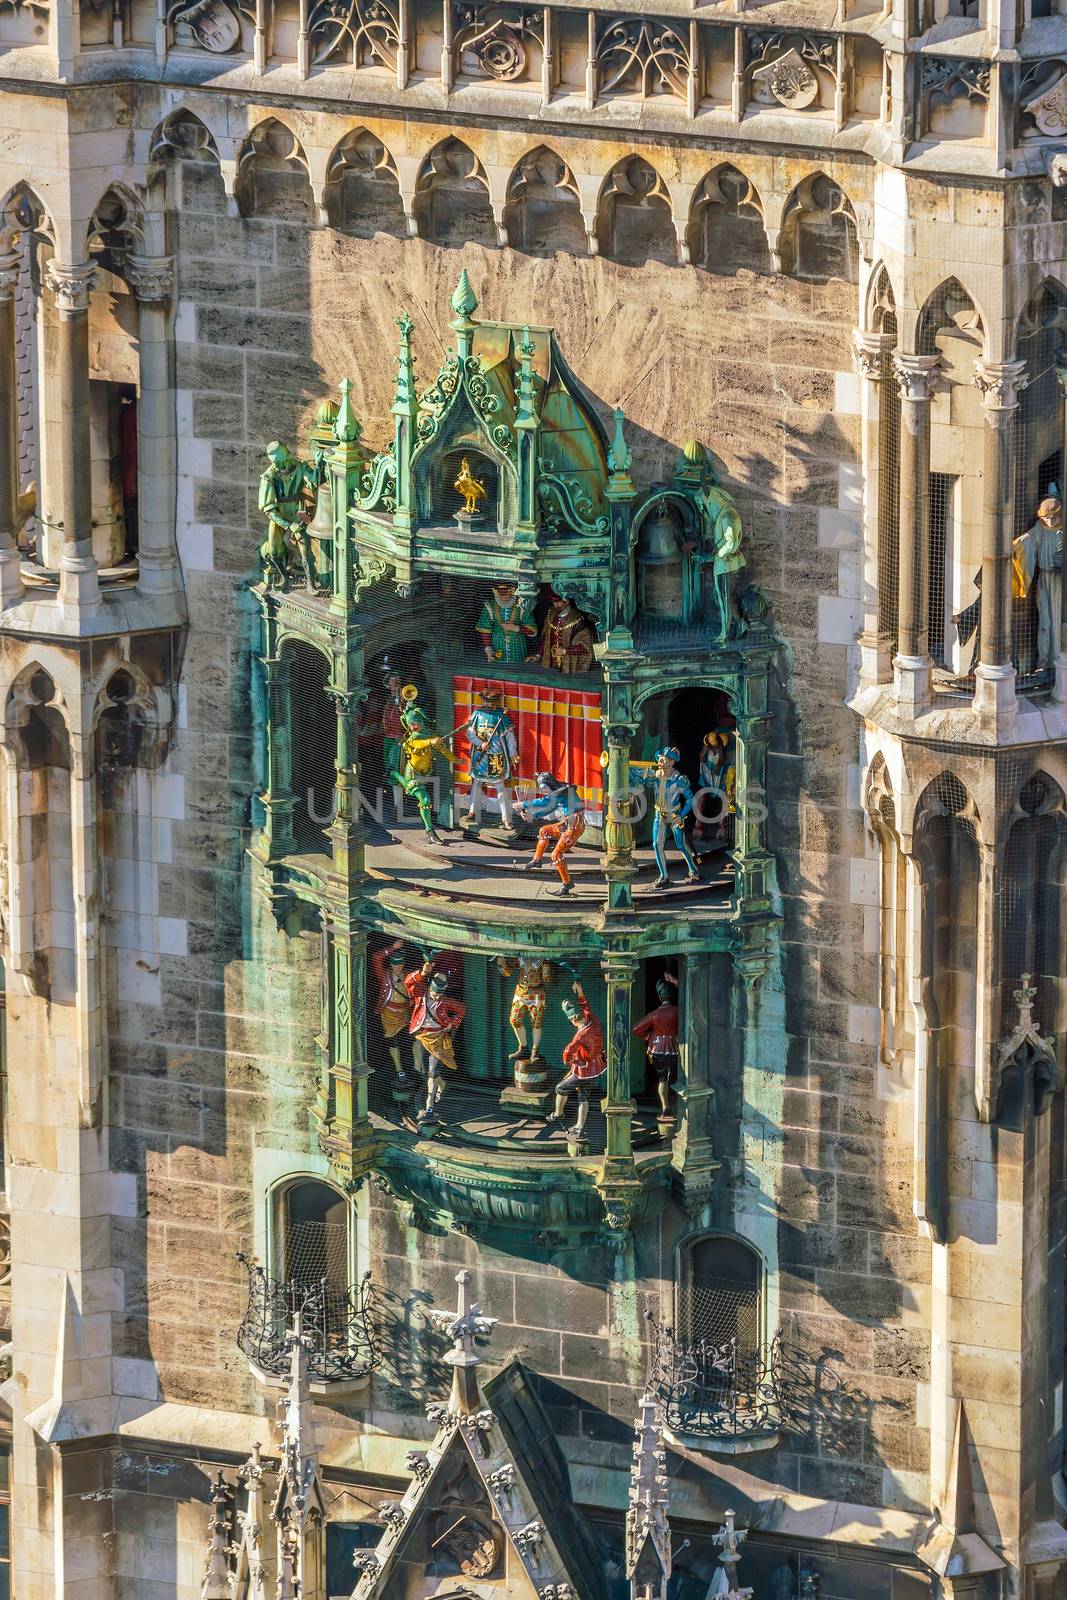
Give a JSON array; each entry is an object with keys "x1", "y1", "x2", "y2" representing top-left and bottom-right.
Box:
[
  {"x1": 45, "y1": 259, "x2": 96, "y2": 316},
  {"x1": 0, "y1": 252, "x2": 19, "y2": 305},
  {"x1": 125, "y1": 251, "x2": 174, "y2": 303},
  {"x1": 973, "y1": 357, "x2": 1029, "y2": 411},
  {"x1": 851, "y1": 328, "x2": 892, "y2": 379},
  {"x1": 892, "y1": 352, "x2": 941, "y2": 403}
]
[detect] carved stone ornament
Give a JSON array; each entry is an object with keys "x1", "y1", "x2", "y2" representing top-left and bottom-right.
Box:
[
  {"x1": 170, "y1": 0, "x2": 240, "y2": 50},
  {"x1": 0, "y1": 252, "x2": 19, "y2": 306},
  {"x1": 45, "y1": 260, "x2": 95, "y2": 316},
  {"x1": 1024, "y1": 70, "x2": 1067, "y2": 138},
  {"x1": 973, "y1": 358, "x2": 1029, "y2": 412},
  {"x1": 125, "y1": 253, "x2": 175, "y2": 303},
  {"x1": 752, "y1": 46, "x2": 819, "y2": 110}
]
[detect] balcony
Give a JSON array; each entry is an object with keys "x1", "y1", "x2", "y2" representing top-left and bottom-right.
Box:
[
  {"x1": 646, "y1": 1313, "x2": 796, "y2": 1456},
  {"x1": 236, "y1": 1257, "x2": 380, "y2": 1396}
]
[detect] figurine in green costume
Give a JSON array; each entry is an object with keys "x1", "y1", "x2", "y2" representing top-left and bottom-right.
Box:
[
  {"x1": 476, "y1": 581, "x2": 537, "y2": 665},
  {"x1": 258, "y1": 441, "x2": 315, "y2": 589}
]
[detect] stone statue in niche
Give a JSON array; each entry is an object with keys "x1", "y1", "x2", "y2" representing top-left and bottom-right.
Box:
[
  {"x1": 1013, "y1": 488, "x2": 1063, "y2": 675},
  {"x1": 258, "y1": 441, "x2": 315, "y2": 589},
  {"x1": 171, "y1": 0, "x2": 241, "y2": 51}
]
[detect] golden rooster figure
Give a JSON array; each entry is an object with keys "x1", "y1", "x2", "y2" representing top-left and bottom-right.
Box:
[{"x1": 454, "y1": 457, "x2": 488, "y2": 517}]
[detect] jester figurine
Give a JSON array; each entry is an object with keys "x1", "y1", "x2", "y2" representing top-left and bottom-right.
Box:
[
  {"x1": 389, "y1": 686, "x2": 455, "y2": 845},
  {"x1": 461, "y1": 686, "x2": 519, "y2": 834},
  {"x1": 516, "y1": 771, "x2": 586, "y2": 897},
  {"x1": 548, "y1": 980, "x2": 606, "y2": 1142},
  {"x1": 538, "y1": 590, "x2": 595, "y2": 674},
  {"x1": 631, "y1": 746, "x2": 701, "y2": 890},
  {"x1": 476, "y1": 581, "x2": 537, "y2": 666},
  {"x1": 371, "y1": 939, "x2": 415, "y2": 1098},
  {"x1": 258, "y1": 441, "x2": 315, "y2": 589},
  {"x1": 632, "y1": 970, "x2": 680, "y2": 1132},
  {"x1": 405, "y1": 958, "x2": 466, "y2": 1127},
  {"x1": 497, "y1": 954, "x2": 554, "y2": 1072}
]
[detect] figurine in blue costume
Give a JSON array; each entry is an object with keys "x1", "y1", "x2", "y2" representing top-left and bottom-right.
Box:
[
  {"x1": 630, "y1": 745, "x2": 701, "y2": 890},
  {"x1": 461, "y1": 686, "x2": 519, "y2": 834}
]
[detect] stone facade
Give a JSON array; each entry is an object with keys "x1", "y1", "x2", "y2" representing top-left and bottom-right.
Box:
[{"x1": 0, "y1": 2, "x2": 1065, "y2": 1598}]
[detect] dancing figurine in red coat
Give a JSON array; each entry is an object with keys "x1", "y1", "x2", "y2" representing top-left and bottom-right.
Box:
[
  {"x1": 548, "y1": 980, "x2": 606, "y2": 1141},
  {"x1": 405, "y1": 959, "x2": 466, "y2": 1127}
]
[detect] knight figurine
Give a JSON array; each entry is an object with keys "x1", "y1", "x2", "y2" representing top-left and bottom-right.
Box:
[{"x1": 461, "y1": 686, "x2": 519, "y2": 834}]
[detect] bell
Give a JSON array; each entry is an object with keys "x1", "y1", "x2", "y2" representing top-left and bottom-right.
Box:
[
  {"x1": 638, "y1": 503, "x2": 681, "y2": 567},
  {"x1": 638, "y1": 503, "x2": 682, "y2": 620}
]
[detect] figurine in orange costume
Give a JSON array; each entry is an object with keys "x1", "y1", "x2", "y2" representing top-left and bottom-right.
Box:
[
  {"x1": 538, "y1": 590, "x2": 595, "y2": 674},
  {"x1": 405, "y1": 959, "x2": 466, "y2": 1127},
  {"x1": 516, "y1": 772, "x2": 586, "y2": 898},
  {"x1": 547, "y1": 980, "x2": 606, "y2": 1140}
]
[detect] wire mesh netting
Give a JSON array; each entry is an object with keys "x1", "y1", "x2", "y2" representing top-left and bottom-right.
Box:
[{"x1": 1013, "y1": 305, "x2": 1063, "y2": 688}]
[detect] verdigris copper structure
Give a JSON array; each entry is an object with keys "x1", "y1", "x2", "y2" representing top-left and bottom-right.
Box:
[{"x1": 250, "y1": 274, "x2": 779, "y2": 1245}]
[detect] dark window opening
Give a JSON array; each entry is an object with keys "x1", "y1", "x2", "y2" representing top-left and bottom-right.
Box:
[
  {"x1": 679, "y1": 1236, "x2": 762, "y2": 1354},
  {"x1": 281, "y1": 1180, "x2": 349, "y2": 1293}
]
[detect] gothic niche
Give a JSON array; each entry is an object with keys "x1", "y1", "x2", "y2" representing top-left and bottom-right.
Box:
[
  {"x1": 235, "y1": 120, "x2": 316, "y2": 223},
  {"x1": 323, "y1": 130, "x2": 406, "y2": 237},
  {"x1": 687, "y1": 165, "x2": 770, "y2": 277},
  {"x1": 414, "y1": 140, "x2": 497, "y2": 250},
  {"x1": 504, "y1": 147, "x2": 587, "y2": 257},
  {"x1": 597, "y1": 156, "x2": 677, "y2": 268},
  {"x1": 779, "y1": 174, "x2": 858, "y2": 286},
  {"x1": 149, "y1": 110, "x2": 228, "y2": 215}
]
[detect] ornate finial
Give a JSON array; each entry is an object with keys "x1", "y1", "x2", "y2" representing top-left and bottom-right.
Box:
[
  {"x1": 710, "y1": 1510, "x2": 753, "y2": 1599},
  {"x1": 1014, "y1": 972, "x2": 1038, "y2": 1027},
  {"x1": 608, "y1": 407, "x2": 632, "y2": 476},
  {"x1": 683, "y1": 439, "x2": 707, "y2": 463},
  {"x1": 450, "y1": 269, "x2": 479, "y2": 320},
  {"x1": 200, "y1": 1472, "x2": 232, "y2": 1600},
  {"x1": 334, "y1": 378, "x2": 361, "y2": 444},
  {"x1": 393, "y1": 312, "x2": 417, "y2": 422},
  {"x1": 428, "y1": 1269, "x2": 497, "y2": 1415},
  {"x1": 625, "y1": 1389, "x2": 673, "y2": 1599},
  {"x1": 314, "y1": 398, "x2": 339, "y2": 428},
  {"x1": 516, "y1": 325, "x2": 538, "y2": 430}
]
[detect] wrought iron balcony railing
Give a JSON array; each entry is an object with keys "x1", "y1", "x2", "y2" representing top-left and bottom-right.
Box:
[
  {"x1": 646, "y1": 1311, "x2": 799, "y2": 1445},
  {"x1": 236, "y1": 1255, "x2": 380, "y2": 1386}
]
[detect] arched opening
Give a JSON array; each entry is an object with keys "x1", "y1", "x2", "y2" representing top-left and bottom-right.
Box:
[
  {"x1": 413, "y1": 140, "x2": 496, "y2": 249},
  {"x1": 504, "y1": 148, "x2": 586, "y2": 256},
  {"x1": 916, "y1": 280, "x2": 985, "y2": 679},
  {"x1": 149, "y1": 109, "x2": 227, "y2": 217},
  {"x1": 324, "y1": 130, "x2": 406, "y2": 237},
  {"x1": 0, "y1": 186, "x2": 49, "y2": 563},
  {"x1": 687, "y1": 166, "x2": 769, "y2": 276},
  {"x1": 780, "y1": 174, "x2": 858, "y2": 285},
  {"x1": 1013, "y1": 283, "x2": 1067, "y2": 683},
  {"x1": 869, "y1": 267, "x2": 900, "y2": 662},
  {"x1": 867, "y1": 759, "x2": 910, "y2": 1070},
  {"x1": 915, "y1": 774, "x2": 979, "y2": 1234},
  {"x1": 677, "y1": 1234, "x2": 763, "y2": 1354},
  {"x1": 235, "y1": 120, "x2": 316, "y2": 223},
  {"x1": 275, "y1": 1178, "x2": 350, "y2": 1292},
  {"x1": 14, "y1": 670, "x2": 75, "y2": 1001},
  {"x1": 597, "y1": 157, "x2": 677, "y2": 267},
  {"x1": 1002, "y1": 775, "x2": 1067, "y2": 1048},
  {"x1": 630, "y1": 685, "x2": 737, "y2": 878},
  {"x1": 284, "y1": 639, "x2": 335, "y2": 855}
]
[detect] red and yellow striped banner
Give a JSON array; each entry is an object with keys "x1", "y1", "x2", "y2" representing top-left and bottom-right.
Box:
[{"x1": 453, "y1": 675, "x2": 604, "y2": 818}]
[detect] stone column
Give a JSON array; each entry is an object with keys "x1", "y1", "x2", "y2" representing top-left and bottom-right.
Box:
[
  {"x1": 852, "y1": 329, "x2": 893, "y2": 686},
  {"x1": 0, "y1": 251, "x2": 25, "y2": 606},
  {"x1": 126, "y1": 253, "x2": 180, "y2": 597},
  {"x1": 892, "y1": 353, "x2": 940, "y2": 715},
  {"x1": 598, "y1": 952, "x2": 639, "y2": 1222},
  {"x1": 327, "y1": 680, "x2": 366, "y2": 883},
  {"x1": 1054, "y1": 354, "x2": 1067, "y2": 703},
  {"x1": 258, "y1": 653, "x2": 297, "y2": 860},
  {"x1": 972, "y1": 359, "x2": 1027, "y2": 727},
  {"x1": 43, "y1": 260, "x2": 99, "y2": 614}
]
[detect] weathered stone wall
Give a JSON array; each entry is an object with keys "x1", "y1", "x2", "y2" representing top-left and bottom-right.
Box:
[{"x1": 90, "y1": 119, "x2": 940, "y2": 1566}]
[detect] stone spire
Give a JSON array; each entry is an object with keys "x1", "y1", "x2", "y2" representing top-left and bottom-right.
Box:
[
  {"x1": 391, "y1": 310, "x2": 417, "y2": 421},
  {"x1": 428, "y1": 1268, "x2": 498, "y2": 1415},
  {"x1": 625, "y1": 1388, "x2": 673, "y2": 1600},
  {"x1": 272, "y1": 1314, "x2": 327, "y2": 1600},
  {"x1": 201, "y1": 1472, "x2": 233, "y2": 1600},
  {"x1": 334, "y1": 376, "x2": 361, "y2": 444}
]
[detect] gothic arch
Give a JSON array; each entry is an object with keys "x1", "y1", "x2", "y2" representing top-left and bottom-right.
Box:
[
  {"x1": 413, "y1": 138, "x2": 495, "y2": 249},
  {"x1": 323, "y1": 128, "x2": 405, "y2": 238},
  {"x1": 779, "y1": 172, "x2": 858, "y2": 285},
  {"x1": 0, "y1": 181, "x2": 54, "y2": 252},
  {"x1": 148, "y1": 107, "x2": 221, "y2": 168},
  {"x1": 865, "y1": 261, "x2": 897, "y2": 334},
  {"x1": 596, "y1": 155, "x2": 677, "y2": 267},
  {"x1": 235, "y1": 118, "x2": 315, "y2": 222},
  {"x1": 916, "y1": 276, "x2": 986, "y2": 355},
  {"x1": 504, "y1": 146, "x2": 585, "y2": 257},
  {"x1": 86, "y1": 182, "x2": 147, "y2": 262},
  {"x1": 686, "y1": 164, "x2": 769, "y2": 276}
]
